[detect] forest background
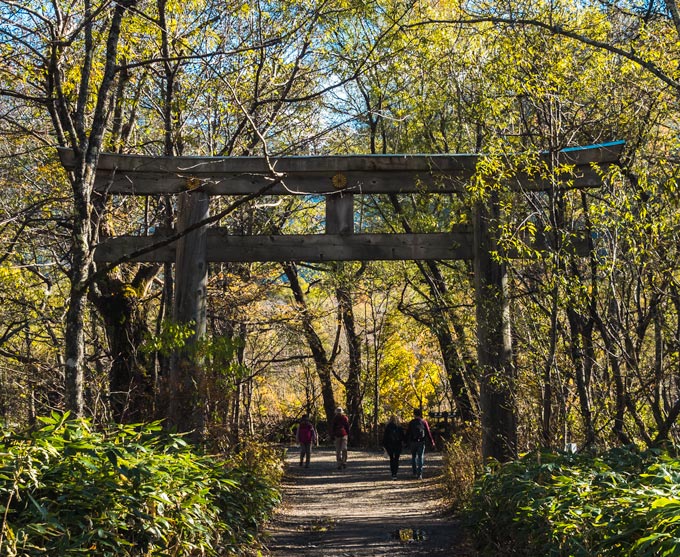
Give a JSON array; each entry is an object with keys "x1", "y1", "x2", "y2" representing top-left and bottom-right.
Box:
[{"x1": 1, "y1": 0, "x2": 680, "y2": 460}]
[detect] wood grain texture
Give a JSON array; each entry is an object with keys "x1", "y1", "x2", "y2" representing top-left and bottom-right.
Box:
[
  {"x1": 56, "y1": 142, "x2": 624, "y2": 195},
  {"x1": 94, "y1": 230, "x2": 475, "y2": 262}
]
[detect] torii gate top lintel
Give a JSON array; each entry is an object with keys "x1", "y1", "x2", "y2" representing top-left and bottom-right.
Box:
[{"x1": 57, "y1": 140, "x2": 624, "y2": 196}]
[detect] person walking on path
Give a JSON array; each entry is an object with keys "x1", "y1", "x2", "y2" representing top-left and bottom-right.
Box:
[
  {"x1": 382, "y1": 415, "x2": 405, "y2": 479},
  {"x1": 331, "y1": 407, "x2": 350, "y2": 469},
  {"x1": 296, "y1": 414, "x2": 317, "y2": 468},
  {"x1": 407, "y1": 408, "x2": 435, "y2": 479}
]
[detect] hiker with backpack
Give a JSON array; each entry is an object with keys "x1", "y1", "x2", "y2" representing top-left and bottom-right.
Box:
[
  {"x1": 406, "y1": 408, "x2": 436, "y2": 479},
  {"x1": 296, "y1": 414, "x2": 317, "y2": 468},
  {"x1": 331, "y1": 407, "x2": 350, "y2": 469},
  {"x1": 382, "y1": 415, "x2": 405, "y2": 479}
]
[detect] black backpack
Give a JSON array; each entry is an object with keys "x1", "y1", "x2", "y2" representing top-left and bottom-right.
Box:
[{"x1": 410, "y1": 418, "x2": 426, "y2": 443}]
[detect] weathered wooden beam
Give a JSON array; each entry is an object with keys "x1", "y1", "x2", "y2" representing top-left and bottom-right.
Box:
[
  {"x1": 93, "y1": 228, "x2": 589, "y2": 263},
  {"x1": 168, "y1": 191, "x2": 209, "y2": 438},
  {"x1": 56, "y1": 141, "x2": 624, "y2": 195},
  {"x1": 62, "y1": 150, "x2": 481, "y2": 173},
  {"x1": 474, "y1": 192, "x2": 516, "y2": 461},
  {"x1": 92, "y1": 169, "x2": 470, "y2": 195},
  {"x1": 94, "y1": 231, "x2": 475, "y2": 262},
  {"x1": 326, "y1": 193, "x2": 354, "y2": 234},
  {"x1": 173, "y1": 191, "x2": 209, "y2": 337}
]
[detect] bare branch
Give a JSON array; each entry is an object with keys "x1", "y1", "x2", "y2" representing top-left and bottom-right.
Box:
[{"x1": 115, "y1": 39, "x2": 284, "y2": 72}]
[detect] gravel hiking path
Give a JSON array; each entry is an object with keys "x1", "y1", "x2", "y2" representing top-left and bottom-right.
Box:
[{"x1": 264, "y1": 446, "x2": 475, "y2": 557}]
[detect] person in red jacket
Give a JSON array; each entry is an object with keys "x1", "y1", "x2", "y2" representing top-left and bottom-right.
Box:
[
  {"x1": 331, "y1": 407, "x2": 350, "y2": 469},
  {"x1": 296, "y1": 414, "x2": 317, "y2": 468}
]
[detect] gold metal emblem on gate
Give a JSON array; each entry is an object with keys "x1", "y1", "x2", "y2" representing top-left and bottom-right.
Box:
[{"x1": 331, "y1": 173, "x2": 347, "y2": 189}]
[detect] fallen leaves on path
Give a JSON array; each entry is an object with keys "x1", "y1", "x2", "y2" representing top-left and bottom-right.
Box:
[{"x1": 264, "y1": 446, "x2": 475, "y2": 557}]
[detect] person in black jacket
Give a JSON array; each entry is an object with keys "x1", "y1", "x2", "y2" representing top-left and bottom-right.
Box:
[
  {"x1": 382, "y1": 415, "x2": 405, "y2": 479},
  {"x1": 406, "y1": 408, "x2": 435, "y2": 479}
]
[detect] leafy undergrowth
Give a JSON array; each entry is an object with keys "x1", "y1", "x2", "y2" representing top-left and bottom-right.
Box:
[
  {"x1": 0, "y1": 412, "x2": 283, "y2": 556},
  {"x1": 467, "y1": 446, "x2": 680, "y2": 556}
]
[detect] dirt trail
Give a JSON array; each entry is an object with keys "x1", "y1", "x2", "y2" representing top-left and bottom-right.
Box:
[{"x1": 264, "y1": 446, "x2": 474, "y2": 557}]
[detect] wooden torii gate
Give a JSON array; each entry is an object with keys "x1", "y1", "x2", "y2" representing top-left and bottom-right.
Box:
[{"x1": 59, "y1": 140, "x2": 624, "y2": 460}]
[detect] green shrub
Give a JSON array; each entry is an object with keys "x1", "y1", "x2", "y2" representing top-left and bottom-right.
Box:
[
  {"x1": 466, "y1": 446, "x2": 680, "y2": 557},
  {"x1": 0, "y1": 412, "x2": 282, "y2": 556}
]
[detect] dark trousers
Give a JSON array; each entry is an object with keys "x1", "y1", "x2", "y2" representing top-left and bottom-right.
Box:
[
  {"x1": 299, "y1": 443, "x2": 311, "y2": 466},
  {"x1": 386, "y1": 449, "x2": 401, "y2": 475},
  {"x1": 411, "y1": 442, "x2": 425, "y2": 476}
]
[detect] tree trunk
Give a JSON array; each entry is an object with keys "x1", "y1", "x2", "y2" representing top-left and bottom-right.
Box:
[
  {"x1": 387, "y1": 194, "x2": 478, "y2": 425},
  {"x1": 541, "y1": 290, "x2": 559, "y2": 447},
  {"x1": 64, "y1": 288, "x2": 87, "y2": 416},
  {"x1": 56, "y1": 0, "x2": 137, "y2": 416},
  {"x1": 434, "y1": 324, "x2": 477, "y2": 423},
  {"x1": 566, "y1": 308, "x2": 596, "y2": 447},
  {"x1": 593, "y1": 298, "x2": 632, "y2": 445},
  {"x1": 90, "y1": 268, "x2": 158, "y2": 422},
  {"x1": 283, "y1": 263, "x2": 337, "y2": 430},
  {"x1": 336, "y1": 285, "x2": 363, "y2": 445}
]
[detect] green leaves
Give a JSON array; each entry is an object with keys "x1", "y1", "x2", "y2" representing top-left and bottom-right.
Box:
[
  {"x1": 466, "y1": 447, "x2": 680, "y2": 556},
  {"x1": 141, "y1": 320, "x2": 196, "y2": 356},
  {"x1": 0, "y1": 415, "x2": 282, "y2": 556}
]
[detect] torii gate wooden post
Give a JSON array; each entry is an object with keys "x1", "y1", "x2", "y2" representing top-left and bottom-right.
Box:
[
  {"x1": 58, "y1": 141, "x2": 623, "y2": 458},
  {"x1": 474, "y1": 190, "x2": 516, "y2": 461},
  {"x1": 168, "y1": 191, "x2": 209, "y2": 435}
]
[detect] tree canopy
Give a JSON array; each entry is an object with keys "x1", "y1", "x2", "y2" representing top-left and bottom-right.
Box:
[{"x1": 0, "y1": 0, "x2": 679, "y2": 459}]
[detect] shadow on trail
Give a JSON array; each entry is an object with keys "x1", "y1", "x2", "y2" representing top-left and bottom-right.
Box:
[{"x1": 265, "y1": 446, "x2": 474, "y2": 557}]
